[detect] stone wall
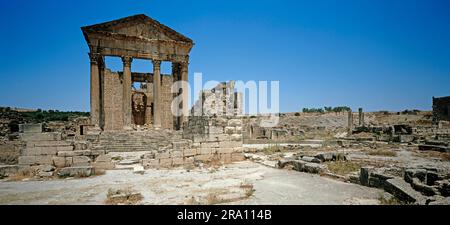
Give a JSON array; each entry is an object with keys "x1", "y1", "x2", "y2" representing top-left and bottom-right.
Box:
[
  {"x1": 14, "y1": 124, "x2": 112, "y2": 177},
  {"x1": 103, "y1": 69, "x2": 123, "y2": 131},
  {"x1": 433, "y1": 96, "x2": 450, "y2": 122},
  {"x1": 142, "y1": 116, "x2": 245, "y2": 169},
  {"x1": 0, "y1": 141, "x2": 22, "y2": 164}
]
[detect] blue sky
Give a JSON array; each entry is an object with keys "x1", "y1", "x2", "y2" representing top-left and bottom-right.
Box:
[{"x1": 1, "y1": 0, "x2": 449, "y2": 112}]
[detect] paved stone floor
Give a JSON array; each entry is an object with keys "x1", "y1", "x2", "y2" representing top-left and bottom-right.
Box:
[{"x1": 0, "y1": 161, "x2": 383, "y2": 205}]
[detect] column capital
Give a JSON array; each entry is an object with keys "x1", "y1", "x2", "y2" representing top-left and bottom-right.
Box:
[
  {"x1": 89, "y1": 52, "x2": 101, "y2": 64},
  {"x1": 152, "y1": 60, "x2": 161, "y2": 68},
  {"x1": 121, "y1": 56, "x2": 133, "y2": 67}
]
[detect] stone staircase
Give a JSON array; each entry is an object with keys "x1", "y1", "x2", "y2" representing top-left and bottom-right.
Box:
[{"x1": 94, "y1": 129, "x2": 183, "y2": 152}]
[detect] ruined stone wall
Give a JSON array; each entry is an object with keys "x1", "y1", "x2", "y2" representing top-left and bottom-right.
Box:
[
  {"x1": 13, "y1": 124, "x2": 111, "y2": 177},
  {"x1": 161, "y1": 75, "x2": 174, "y2": 129},
  {"x1": 0, "y1": 141, "x2": 23, "y2": 164},
  {"x1": 139, "y1": 116, "x2": 245, "y2": 169},
  {"x1": 103, "y1": 70, "x2": 123, "y2": 131},
  {"x1": 433, "y1": 96, "x2": 450, "y2": 122}
]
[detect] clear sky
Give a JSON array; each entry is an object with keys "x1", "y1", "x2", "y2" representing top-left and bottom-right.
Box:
[{"x1": 1, "y1": 0, "x2": 449, "y2": 112}]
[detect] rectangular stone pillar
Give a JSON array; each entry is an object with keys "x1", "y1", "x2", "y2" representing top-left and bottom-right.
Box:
[
  {"x1": 358, "y1": 108, "x2": 364, "y2": 127},
  {"x1": 181, "y1": 62, "x2": 189, "y2": 125},
  {"x1": 348, "y1": 109, "x2": 353, "y2": 132},
  {"x1": 153, "y1": 60, "x2": 162, "y2": 128},
  {"x1": 89, "y1": 53, "x2": 101, "y2": 127},
  {"x1": 122, "y1": 56, "x2": 133, "y2": 129}
]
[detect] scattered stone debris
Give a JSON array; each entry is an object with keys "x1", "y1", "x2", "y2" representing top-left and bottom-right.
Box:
[{"x1": 105, "y1": 188, "x2": 143, "y2": 205}]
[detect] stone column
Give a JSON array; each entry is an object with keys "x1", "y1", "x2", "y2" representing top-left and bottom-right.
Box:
[
  {"x1": 358, "y1": 108, "x2": 364, "y2": 127},
  {"x1": 122, "y1": 56, "x2": 133, "y2": 129},
  {"x1": 348, "y1": 109, "x2": 353, "y2": 133},
  {"x1": 172, "y1": 63, "x2": 182, "y2": 130},
  {"x1": 152, "y1": 60, "x2": 162, "y2": 128},
  {"x1": 181, "y1": 62, "x2": 189, "y2": 124},
  {"x1": 89, "y1": 52, "x2": 101, "y2": 127},
  {"x1": 145, "y1": 76, "x2": 153, "y2": 127},
  {"x1": 98, "y1": 56, "x2": 105, "y2": 129}
]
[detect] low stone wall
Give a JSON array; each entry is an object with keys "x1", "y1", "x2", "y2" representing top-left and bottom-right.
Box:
[
  {"x1": 0, "y1": 141, "x2": 23, "y2": 164},
  {"x1": 12, "y1": 124, "x2": 113, "y2": 178},
  {"x1": 142, "y1": 116, "x2": 245, "y2": 169}
]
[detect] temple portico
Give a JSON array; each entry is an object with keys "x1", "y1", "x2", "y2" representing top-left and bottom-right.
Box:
[{"x1": 82, "y1": 14, "x2": 194, "y2": 131}]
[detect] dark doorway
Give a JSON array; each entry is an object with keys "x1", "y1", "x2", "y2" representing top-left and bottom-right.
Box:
[{"x1": 132, "y1": 92, "x2": 147, "y2": 126}]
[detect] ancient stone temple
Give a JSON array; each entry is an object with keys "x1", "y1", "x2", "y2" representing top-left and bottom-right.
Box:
[{"x1": 81, "y1": 14, "x2": 194, "y2": 131}]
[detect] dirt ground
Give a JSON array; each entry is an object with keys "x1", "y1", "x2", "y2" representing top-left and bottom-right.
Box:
[{"x1": 0, "y1": 161, "x2": 383, "y2": 205}]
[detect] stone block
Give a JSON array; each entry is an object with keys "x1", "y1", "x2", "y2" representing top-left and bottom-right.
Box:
[
  {"x1": 52, "y1": 156, "x2": 66, "y2": 168},
  {"x1": 20, "y1": 132, "x2": 61, "y2": 141},
  {"x1": 38, "y1": 164, "x2": 55, "y2": 172},
  {"x1": 142, "y1": 159, "x2": 159, "y2": 169},
  {"x1": 57, "y1": 146, "x2": 74, "y2": 151},
  {"x1": 22, "y1": 147, "x2": 58, "y2": 156},
  {"x1": 19, "y1": 123, "x2": 42, "y2": 133},
  {"x1": 292, "y1": 160, "x2": 307, "y2": 172},
  {"x1": 35, "y1": 155, "x2": 53, "y2": 164},
  {"x1": 58, "y1": 151, "x2": 75, "y2": 157},
  {"x1": 58, "y1": 166, "x2": 93, "y2": 177},
  {"x1": 233, "y1": 147, "x2": 244, "y2": 153},
  {"x1": 65, "y1": 157, "x2": 73, "y2": 167},
  {"x1": 197, "y1": 148, "x2": 211, "y2": 155},
  {"x1": 315, "y1": 153, "x2": 334, "y2": 162},
  {"x1": 404, "y1": 168, "x2": 427, "y2": 184},
  {"x1": 235, "y1": 126, "x2": 243, "y2": 134},
  {"x1": 301, "y1": 156, "x2": 321, "y2": 163},
  {"x1": 159, "y1": 158, "x2": 172, "y2": 167},
  {"x1": 73, "y1": 150, "x2": 93, "y2": 156},
  {"x1": 384, "y1": 178, "x2": 427, "y2": 204},
  {"x1": 303, "y1": 163, "x2": 326, "y2": 174},
  {"x1": 172, "y1": 157, "x2": 184, "y2": 167},
  {"x1": 72, "y1": 156, "x2": 91, "y2": 167},
  {"x1": 26, "y1": 140, "x2": 72, "y2": 148},
  {"x1": 95, "y1": 155, "x2": 111, "y2": 162},
  {"x1": 170, "y1": 151, "x2": 183, "y2": 158},
  {"x1": 183, "y1": 149, "x2": 197, "y2": 157},
  {"x1": 209, "y1": 126, "x2": 224, "y2": 134},
  {"x1": 360, "y1": 166, "x2": 374, "y2": 186},
  {"x1": 18, "y1": 156, "x2": 52, "y2": 165},
  {"x1": 194, "y1": 154, "x2": 212, "y2": 162},
  {"x1": 156, "y1": 152, "x2": 170, "y2": 159}
]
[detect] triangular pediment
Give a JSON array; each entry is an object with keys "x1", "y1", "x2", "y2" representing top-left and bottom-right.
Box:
[{"x1": 82, "y1": 14, "x2": 193, "y2": 43}]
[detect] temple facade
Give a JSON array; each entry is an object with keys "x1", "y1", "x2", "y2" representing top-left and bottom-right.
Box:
[{"x1": 81, "y1": 14, "x2": 194, "y2": 130}]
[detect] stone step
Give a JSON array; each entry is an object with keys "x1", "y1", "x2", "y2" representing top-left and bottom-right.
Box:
[
  {"x1": 26, "y1": 140, "x2": 73, "y2": 148},
  {"x1": 20, "y1": 132, "x2": 62, "y2": 141}
]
